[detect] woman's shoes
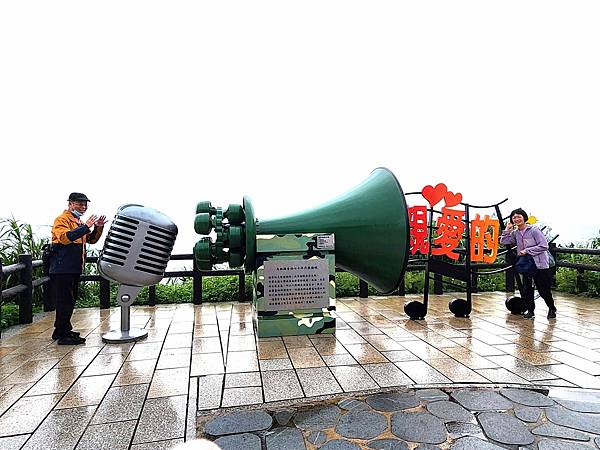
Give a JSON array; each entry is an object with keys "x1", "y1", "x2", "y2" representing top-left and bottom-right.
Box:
[
  {"x1": 547, "y1": 309, "x2": 557, "y2": 319},
  {"x1": 523, "y1": 311, "x2": 535, "y2": 319}
]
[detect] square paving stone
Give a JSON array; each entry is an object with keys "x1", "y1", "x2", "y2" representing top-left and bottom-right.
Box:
[
  {"x1": 221, "y1": 387, "x2": 263, "y2": 407},
  {"x1": 191, "y1": 353, "x2": 224, "y2": 376},
  {"x1": 148, "y1": 367, "x2": 189, "y2": 398},
  {"x1": 394, "y1": 361, "x2": 451, "y2": 384},
  {"x1": 133, "y1": 395, "x2": 187, "y2": 444},
  {"x1": 76, "y1": 419, "x2": 136, "y2": 450},
  {"x1": 113, "y1": 359, "x2": 157, "y2": 386},
  {"x1": 21, "y1": 406, "x2": 96, "y2": 450},
  {"x1": 322, "y1": 354, "x2": 358, "y2": 366},
  {"x1": 225, "y1": 350, "x2": 259, "y2": 373},
  {"x1": 296, "y1": 367, "x2": 343, "y2": 397},
  {"x1": 0, "y1": 393, "x2": 62, "y2": 436},
  {"x1": 56, "y1": 373, "x2": 115, "y2": 409},
  {"x1": 363, "y1": 363, "x2": 413, "y2": 387},
  {"x1": 197, "y1": 374, "x2": 224, "y2": 410},
  {"x1": 287, "y1": 347, "x2": 326, "y2": 368},
  {"x1": 25, "y1": 366, "x2": 86, "y2": 396},
  {"x1": 82, "y1": 353, "x2": 128, "y2": 376},
  {"x1": 259, "y1": 358, "x2": 294, "y2": 371},
  {"x1": 225, "y1": 372, "x2": 262, "y2": 388},
  {"x1": 0, "y1": 434, "x2": 30, "y2": 449},
  {"x1": 329, "y1": 365, "x2": 378, "y2": 392},
  {"x1": 156, "y1": 348, "x2": 191, "y2": 369},
  {"x1": 91, "y1": 383, "x2": 149, "y2": 424},
  {"x1": 192, "y1": 337, "x2": 222, "y2": 354},
  {"x1": 262, "y1": 370, "x2": 303, "y2": 402}
]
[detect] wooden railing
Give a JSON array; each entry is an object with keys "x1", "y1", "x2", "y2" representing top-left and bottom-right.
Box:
[{"x1": 2, "y1": 246, "x2": 599, "y2": 329}]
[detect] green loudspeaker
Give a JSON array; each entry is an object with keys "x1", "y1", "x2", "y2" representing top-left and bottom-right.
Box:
[{"x1": 193, "y1": 167, "x2": 410, "y2": 294}]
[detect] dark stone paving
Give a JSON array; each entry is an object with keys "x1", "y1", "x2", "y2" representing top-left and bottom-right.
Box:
[{"x1": 197, "y1": 387, "x2": 600, "y2": 448}]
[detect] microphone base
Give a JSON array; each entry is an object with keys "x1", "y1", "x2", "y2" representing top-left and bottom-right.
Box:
[{"x1": 102, "y1": 328, "x2": 148, "y2": 344}]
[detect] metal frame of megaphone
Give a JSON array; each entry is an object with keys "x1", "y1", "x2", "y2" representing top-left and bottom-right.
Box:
[{"x1": 403, "y1": 195, "x2": 513, "y2": 320}]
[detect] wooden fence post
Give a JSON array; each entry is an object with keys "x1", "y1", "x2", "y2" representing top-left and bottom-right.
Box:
[
  {"x1": 576, "y1": 268, "x2": 586, "y2": 294},
  {"x1": 99, "y1": 278, "x2": 111, "y2": 309},
  {"x1": 18, "y1": 254, "x2": 33, "y2": 324},
  {"x1": 359, "y1": 279, "x2": 368, "y2": 298}
]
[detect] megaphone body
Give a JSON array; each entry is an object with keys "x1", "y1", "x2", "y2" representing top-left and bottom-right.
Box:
[
  {"x1": 99, "y1": 204, "x2": 178, "y2": 343},
  {"x1": 194, "y1": 167, "x2": 410, "y2": 294}
]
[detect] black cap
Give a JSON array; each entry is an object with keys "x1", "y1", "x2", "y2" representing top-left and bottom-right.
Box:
[
  {"x1": 68, "y1": 192, "x2": 91, "y2": 202},
  {"x1": 509, "y1": 208, "x2": 528, "y2": 223}
]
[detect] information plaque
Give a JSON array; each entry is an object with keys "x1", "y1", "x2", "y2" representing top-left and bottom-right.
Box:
[{"x1": 263, "y1": 259, "x2": 330, "y2": 311}]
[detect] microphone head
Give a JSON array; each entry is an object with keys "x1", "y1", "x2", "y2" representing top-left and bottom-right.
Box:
[{"x1": 98, "y1": 204, "x2": 178, "y2": 287}]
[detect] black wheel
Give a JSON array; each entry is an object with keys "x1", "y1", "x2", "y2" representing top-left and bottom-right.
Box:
[
  {"x1": 449, "y1": 298, "x2": 471, "y2": 318},
  {"x1": 404, "y1": 301, "x2": 427, "y2": 320},
  {"x1": 505, "y1": 296, "x2": 526, "y2": 314}
]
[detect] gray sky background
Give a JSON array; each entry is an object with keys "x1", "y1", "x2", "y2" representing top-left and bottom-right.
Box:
[{"x1": 1, "y1": 1, "x2": 599, "y2": 258}]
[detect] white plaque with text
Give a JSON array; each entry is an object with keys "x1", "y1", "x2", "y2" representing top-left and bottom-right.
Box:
[{"x1": 263, "y1": 259, "x2": 330, "y2": 311}]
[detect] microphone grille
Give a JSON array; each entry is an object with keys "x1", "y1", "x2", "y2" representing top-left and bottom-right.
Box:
[{"x1": 134, "y1": 225, "x2": 177, "y2": 276}]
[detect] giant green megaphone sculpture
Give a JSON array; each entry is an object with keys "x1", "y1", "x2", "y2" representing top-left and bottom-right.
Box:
[{"x1": 194, "y1": 167, "x2": 410, "y2": 294}]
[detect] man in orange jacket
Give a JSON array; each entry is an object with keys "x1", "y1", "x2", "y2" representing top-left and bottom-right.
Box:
[{"x1": 49, "y1": 193, "x2": 106, "y2": 345}]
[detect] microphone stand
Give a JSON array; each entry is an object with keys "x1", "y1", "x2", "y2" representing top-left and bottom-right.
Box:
[{"x1": 102, "y1": 284, "x2": 147, "y2": 343}]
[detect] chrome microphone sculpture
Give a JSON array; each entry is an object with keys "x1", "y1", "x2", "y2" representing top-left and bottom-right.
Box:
[{"x1": 98, "y1": 204, "x2": 178, "y2": 343}]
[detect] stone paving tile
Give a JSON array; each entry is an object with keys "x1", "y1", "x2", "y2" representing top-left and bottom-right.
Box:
[
  {"x1": 343, "y1": 343, "x2": 388, "y2": 364},
  {"x1": 127, "y1": 343, "x2": 163, "y2": 361},
  {"x1": 225, "y1": 350, "x2": 259, "y2": 373},
  {"x1": 225, "y1": 371, "x2": 262, "y2": 388},
  {"x1": 363, "y1": 363, "x2": 413, "y2": 387},
  {"x1": 221, "y1": 386, "x2": 263, "y2": 407},
  {"x1": 197, "y1": 374, "x2": 224, "y2": 410},
  {"x1": 82, "y1": 353, "x2": 128, "y2": 376},
  {"x1": 113, "y1": 359, "x2": 157, "y2": 386},
  {"x1": 427, "y1": 358, "x2": 490, "y2": 384},
  {"x1": 288, "y1": 346, "x2": 326, "y2": 368},
  {"x1": 190, "y1": 352, "x2": 225, "y2": 376},
  {"x1": 1, "y1": 359, "x2": 58, "y2": 384},
  {"x1": 329, "y1": 365, "x2": 378, "y2": 392},
  {"x1": 148, "y1": 367, "x2": 190, "y2": 398},
  {"x1": 441, "y1": 347, "x2": 498, "y2": 370},
  {"x1": 133, "y1": 395, "x2": 187, "y2": 444},
  {"x1": 0, "y1": 392, "x2": 61, "y2": 436},
  {"x1": 322, "y1": 354, "x2": 358, "y2": 366},
  {"x1": 381, "y1": 350, "x2": 419, "y2": 362},
  {"x1": 228, "y1": 335, "x2": 257, "y2": 351},
  {"x1": 394, "y1": 361, "x2": 452, "y2": 384},
  {"x1": 76, "y1": 419, "x2": 136, "y2": 450},
  {"x1": 311, "y1": 336, "x2": 349, "y2": 356},
  {"x1": 485, "y1": 355, "x2": 559, "y2": 381},
  {"x1": 0, "y1": 435, "x2": 30, "y2": 449},
  {"x1": 262, "y1": 370, "x2": 303, "y2": 402},
  {"x1": 91, "y1": 383, "x2": 149, "y2": 424},
  {"x1": 297, "y1": 367, "x2": 343, "y2": 397},
  {"x1": 259, "y1": 358, "x2": 294, "y2": 371},
  {"x1": 25, "y1": 365, "x2": 86, "y2": 396},
  {"x1": 156, "y1": 348, "x2": 191, "y2": 369},
  {"x1": 541, "y1": 364, "x2": 600, "y2": 389},
  {"x1": 21, "y1": 405, "x2": 95, "y2": 450},
  {"x1": 56, "y1": 373, "x2": 115, "y2": 409},
  {"x1": 192, "y1": 337, "x2": 222, "y2": 354},
  {"x1": 475, "y1": 367, "x2": 532, "y2": 385},
  {"x1": 163, "y1": 333, "x2": 193, "y2": 349},
  {"x1": 55, "y1": 347, "x2": 102, "y2": 368}
]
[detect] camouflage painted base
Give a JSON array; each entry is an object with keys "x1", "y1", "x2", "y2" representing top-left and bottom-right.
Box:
[{"x1": 253, "y1": 234, "x2": 336, "y2": 338}]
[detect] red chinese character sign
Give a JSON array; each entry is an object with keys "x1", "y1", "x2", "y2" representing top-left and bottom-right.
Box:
[
  {"x1": 470, "y1": 214, "x2": 500, "y2": 263},
  {"x1": 408, "y1": 183, "x2": 500, "y2": 263}
]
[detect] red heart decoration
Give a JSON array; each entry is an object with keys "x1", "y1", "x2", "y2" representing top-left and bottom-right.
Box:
[
  {"x1": 421, "y1": 183, "x2": 447, "y2": 207},
  {"x1": 444, "y1": 191, "x2": 463, "y2": 207}
]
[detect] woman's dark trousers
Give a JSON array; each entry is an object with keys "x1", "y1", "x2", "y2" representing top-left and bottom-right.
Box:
[{"x1": 522, "y1": 268, "x2": 556, "y2": 313}]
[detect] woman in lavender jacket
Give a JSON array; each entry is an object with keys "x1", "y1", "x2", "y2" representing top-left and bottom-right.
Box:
[{"x1": 500, "y1": 208, "x2": 557, "y2": 320}]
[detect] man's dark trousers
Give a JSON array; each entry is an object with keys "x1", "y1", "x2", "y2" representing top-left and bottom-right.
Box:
[{"x1": 51, "y1": 273, "x2": 80, "y2": 337}]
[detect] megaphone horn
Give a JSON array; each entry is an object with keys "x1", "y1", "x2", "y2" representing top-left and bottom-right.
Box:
[{"x1": 193, "y1": 167, "x2": 410, "y2": 294}]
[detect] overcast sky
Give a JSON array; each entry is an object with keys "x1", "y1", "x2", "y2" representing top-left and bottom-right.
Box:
[{"x1": 1, "y1": 1, "x2": 599, "y2": 257}]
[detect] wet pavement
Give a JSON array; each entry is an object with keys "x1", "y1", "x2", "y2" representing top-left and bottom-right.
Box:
[{"x1": 1, "y1": 291, "x2": 600, "y2": 448}]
